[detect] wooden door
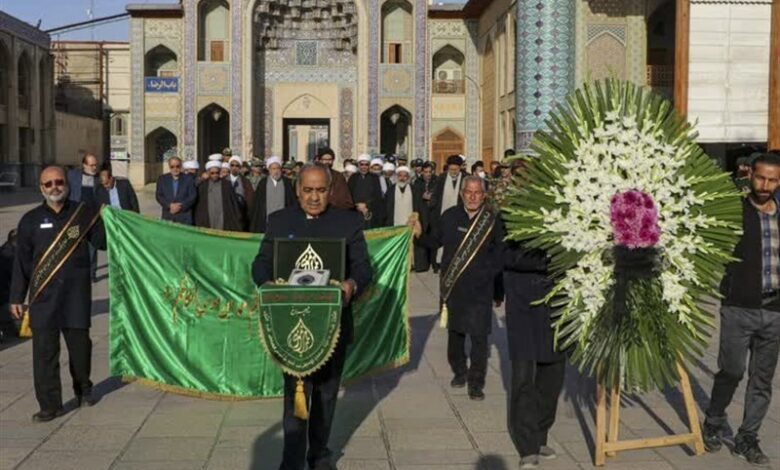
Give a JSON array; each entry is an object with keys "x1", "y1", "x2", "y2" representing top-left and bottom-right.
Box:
[{"x1": 432, "y1": 129, "x2": 465, "y2": 169}]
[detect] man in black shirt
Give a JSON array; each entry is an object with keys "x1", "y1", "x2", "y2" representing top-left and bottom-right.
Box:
[{"x1": 10, "y1": 166, "x2": 105, "y2": 422}]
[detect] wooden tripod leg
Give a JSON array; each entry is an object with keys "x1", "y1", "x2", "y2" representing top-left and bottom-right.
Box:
[
  {"x1": 677, "y1": 361, "x2": 705, "y2": 455},
  {"x1": 595, "y1": 382, "x2": 607, "y2": 466},
  {"x1": 607, "y1": 386, "x2": 621, "y2": 457}
]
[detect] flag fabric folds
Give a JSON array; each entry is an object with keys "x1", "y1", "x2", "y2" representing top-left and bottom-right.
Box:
[{"x1": 103, "y1": 207, "x2": 411, "y2": 399}]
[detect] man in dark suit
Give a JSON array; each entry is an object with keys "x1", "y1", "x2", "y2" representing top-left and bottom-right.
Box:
[
  {"x1": 95, "y1": 164, "x2": 139, "y2": 213},
  {"x1": 384, "y1": 166, "x2": 429, "y2": 272},
  {"x1": 503, "y1": 242, "x2": 565, "y2": 468},
  {"x1": 249, "y1": 156, "x2": 295, "y2": 233},
  {"x1": 430, "y1": 155, "x2": 465, "y2": 272},
  {"x1": 156, "y1": 156, "x2": 198, "y2": 225},
  {"x1": 66, "y1": 153, "x2": 100, "y2": 280},
  {"x1": 252, "y1": 164, "x2": 372, "y2": 470},
  {"x1": 316, "y1": 148, "x2": 354, "y2": 210},
  {"x1": 10, "y1": 166, "x2": 105, "y2": 421}
]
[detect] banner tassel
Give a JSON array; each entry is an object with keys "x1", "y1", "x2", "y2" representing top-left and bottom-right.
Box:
[
  {"x1": 293, "y1": 378, "x2": 309, "y2": 420},
  {"x1": 19, "y1": 311, "x2": 32, "y2": 338},
  {"x1": 439, "y1": 303, "x2": 448, "y2": 329}
]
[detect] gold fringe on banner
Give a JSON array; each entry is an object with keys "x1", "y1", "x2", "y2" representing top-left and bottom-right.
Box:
[
  {"x1": 439, "y1": 304, "x2": 448, "y2": 329},
  {"x1": 19, "y1": 311, "x2": 32, "y2": 338},
  {"x1": 293, "y1": 378, "x2": 309, "y2": 420}
]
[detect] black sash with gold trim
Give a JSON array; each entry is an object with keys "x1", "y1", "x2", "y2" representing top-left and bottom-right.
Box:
[
  {"x1": 29, "y1": 202, "x2": 101, "y2": 304},
  {"x1": 439, "y1": 207, "x2": 496, "y2": 327}
]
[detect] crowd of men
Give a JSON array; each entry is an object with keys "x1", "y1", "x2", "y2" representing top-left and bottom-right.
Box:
[{"x1": 2, "y1": 145, "x2": 779, "y2": 470}]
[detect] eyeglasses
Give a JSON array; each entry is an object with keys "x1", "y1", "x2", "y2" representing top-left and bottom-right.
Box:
[{"x1": 41, "y1": 179, "x2": 65, "y2": 188}]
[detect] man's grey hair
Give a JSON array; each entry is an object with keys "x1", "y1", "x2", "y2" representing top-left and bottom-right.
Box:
[
  {"x1": 298, "y1": 163, "x2": 332, "y2": 188},
  {"x1": 461, "y1": 175, "x2": 487, "y2": 192},
  {"x1": 168, "y1": 156, "x2": 182, "y2": 165}
]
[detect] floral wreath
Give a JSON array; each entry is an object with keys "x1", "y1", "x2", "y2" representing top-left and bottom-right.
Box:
[{"x1": 502, "y1": 80, "x2": 743, "y2": 391}]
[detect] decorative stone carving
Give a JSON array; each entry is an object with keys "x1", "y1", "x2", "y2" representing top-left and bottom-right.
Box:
[
  {"x1": 145, "y1": 19, "x2": 181, "y2": 39},
  {"x1": 381, "y1": 66, "x2": 413, "y2": 95},
  {"x1": 198, "y1": 64, "x2": 230, "y2": 95},
  {"x1": 431, "y1": 21, "x2": 466, "y2": 38},
  {"x1": 339, "y1": 87, "x2": 354, "y2": 159},
  {"x1": 414, "y1": 0, "x2": 427, "y2": 158}
]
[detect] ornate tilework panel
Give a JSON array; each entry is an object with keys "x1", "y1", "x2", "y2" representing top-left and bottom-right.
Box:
[
  {"x1": 515, "y1": 0, "x2": 576, "y2": 151},
  {"x1": 297, "y1": 42, "x2": 318, "y2": 65},
  {"x1": 144, "y1": 19, "x2": 182, "y2": 39},
  {"x1": 465, "y1": 20, "x2": 479, "y2": 159},
  {"x1": 339, "y1": 87, "x2": 354, "y2": 159},
  {"x1": 183, "y1": 0, "x2": 196, "y2": 158},
  {"x1": 586, "y1": 24, "x2": 626, "y2": 44},
  {"x1": 380, "y1": 65, "x2": 414, "y2": 96},
  {"x1": 231, "y1": 0, "x2": 243, "y2": 153},
  {"x1": 430, "y1": 21, "x2": 466, "y2": 39},
  {"x1": 368, "y1": 0, "x2": 379, "y2": 151},
  {"x1": 414, "y1": 0, "x2": 427, "y2": 159},
  {"x1": 198, "y1": 64, "x2": 231, "y2": 95},
  {"x1": 130, "y1": 18, "x2": 145, "y2": 162},
  {"x1": 263, "y1": 68, "x2": 356, "y2": 84}
]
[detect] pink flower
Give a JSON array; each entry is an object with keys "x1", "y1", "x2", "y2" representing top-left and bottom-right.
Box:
[{"x1": 610, "y1": 190, "x2": 661, "y2": 249}]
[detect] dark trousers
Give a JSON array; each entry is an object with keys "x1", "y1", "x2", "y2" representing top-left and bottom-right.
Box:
[
  {"x1": 32, "y1": 328, "x2": 93, "y2": 412},
  {"x1": 88, "y1": 242, "x2": 98, "y2": 280},
  {"x1": 280, "y1": 340, "x2": 347, "y2": 470},
  {"x1": 705, "y1": 306, "x2": 780, "y2": 437},
  {"x1": 413, "y1": 243, "x2": 430, "y2": 272},
  {"x1": 447, "y1": 330, "x2": 488, "y2": 389},
  {"x1": 508, "y1": 358, "x2": 566, "y2": 457}
]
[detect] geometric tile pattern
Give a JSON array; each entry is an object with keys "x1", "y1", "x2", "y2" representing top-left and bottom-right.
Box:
[
  {"x1": 231, "y1": 0, "x2": 243, "y2": 153},
  {"x1": 183, "y1": 0, "x2": 196, "y2": 158},
  {"x1": 465, "y1": 20, "x2": 479, "y2": 159},
  {"x1": 339, "y1": 87, "x2": 354, "y2": 159},
  {"x1": 130, "y1": 18, "x2": 146, "y2": 163},
  {"x1": 515, "y1": 0, "x2": 576, "y2": 151},
  {"x1": 587, "y1": 24, "x2": 626, "y2": 43},
  {"x1": 368, "y1": 0, "x2": 379, "y2": 152},
  {"x1": 414, "y1": 0, "x2": 427, "y2": 159}
]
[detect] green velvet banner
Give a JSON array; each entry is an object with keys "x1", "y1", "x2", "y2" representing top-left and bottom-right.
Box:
[{"x1": 104, "y1": 207, "x2": 411, "y2": 399}]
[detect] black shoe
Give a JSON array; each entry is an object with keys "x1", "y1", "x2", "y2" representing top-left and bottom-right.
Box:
[
  {"x1": 77, "y1": 392, "x2": 96, "y2": 407},
  {"x1": 450, "y1": 374, "x2": 466, "y2": 388},
  {"x1": 702, "y1": 421, "x2": 722, "y2": 453},
  {"x1": 468, "y1": 386, "x2": 485, "y2": 401},
  {"x1": 732, "y1": 434, "x2": 770, "y2": 466},
  {"x1": 32, "y1": 409, "x2": 63, "y2": 422}
]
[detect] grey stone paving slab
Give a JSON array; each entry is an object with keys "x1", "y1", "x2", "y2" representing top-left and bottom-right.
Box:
[
  {"x1": 119, "y1": 436, "x2": 214, "y2": 462},
  {"x1": 1, "y1": 191, "x2": 779, "y2": 470}
]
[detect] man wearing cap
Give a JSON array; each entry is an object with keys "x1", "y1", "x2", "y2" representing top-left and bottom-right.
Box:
[
  {"x1": 385, "y1": 166, "x2": 429, "y2": 272},
  {"x1": 195, "y1": 161, "x2": 244, "y2": 231},
  {"x1": 221, "y1": 147, "x2": 232, "y2": 162},
  {"x1": 227, "y1": 155, "x2": 255, "y2": 229},
  {"x1": 156, "y1": 156, "x2": 198, "y2": 225},
  {"x1": 282, "y1": 161, "x2": 295, "y2": 179},
  {"x1": 316, "y1": 148, "x2": 354, "y2": 210},
  {"x1": 248, "y1": 159, "x2": 265, "y2": 190},
  {"x1": 411, "y1": 159, "x2": 424, "y2": 181},
  {"x1": 348, "y1": 154, "x2": 386, "y2": 228},
  {"x1": 249, "y1": 156, "x2": 295, "y2": 233}
]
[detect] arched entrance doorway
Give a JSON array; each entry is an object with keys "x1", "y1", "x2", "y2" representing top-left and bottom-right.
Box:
[
  {"x1": 198, "y1": 103, "x2": 229, "y2": 164},
  {"x1": 145, "y1": 127, "x2": 177, "y2": 183},
  {"x1": 431, "y1": 128, "x2": 465, "y2": 169},
  {"x1": 251, "y1": 0, "x2": 358, "y2": 158},
  {"x1": 380, "y1": 105, "x2": 412, "y2": 158}
]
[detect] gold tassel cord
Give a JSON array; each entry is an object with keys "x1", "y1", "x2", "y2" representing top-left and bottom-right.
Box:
[
  {"x1": 439, "y1": 303, "x2": 448, "y2": 329},
  {"x1": 293, "y1": 378, "x2": 309, "y2": 420},
  {"x1": 19, "y1": 311, "x2": 32, "y2": 338}
]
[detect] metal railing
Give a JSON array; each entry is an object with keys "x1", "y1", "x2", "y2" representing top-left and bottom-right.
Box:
[{"x1": 646, "y1": 65, "x2": 674, "y2": 88}]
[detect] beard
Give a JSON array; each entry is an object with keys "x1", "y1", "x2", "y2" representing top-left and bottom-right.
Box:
[
  {"x1": 44, "y1": 187, "x2": 69, "y2": 203},
  {"x1": 397, "y1": 181, "x2": 408, "y2": 189}
]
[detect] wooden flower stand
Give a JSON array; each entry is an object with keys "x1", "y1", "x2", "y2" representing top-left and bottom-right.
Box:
[{"x1": 594, "y1": 361, "x2": 705, "y2": 466}]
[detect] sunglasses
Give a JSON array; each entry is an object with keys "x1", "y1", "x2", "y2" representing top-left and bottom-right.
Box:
[{"x1": 41, "y1": 179, "x2": 65, "y2": 188}]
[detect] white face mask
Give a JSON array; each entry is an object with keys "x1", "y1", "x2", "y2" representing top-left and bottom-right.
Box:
[{"x1": 477, "y1": 171, "x2": 486, "y2": 179}]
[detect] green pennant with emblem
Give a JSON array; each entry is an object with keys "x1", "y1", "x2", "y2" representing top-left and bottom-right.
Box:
[{"x1": 258, "y1": 285, "x2": 342, "y2": 378}]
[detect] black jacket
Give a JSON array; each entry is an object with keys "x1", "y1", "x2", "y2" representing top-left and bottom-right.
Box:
[
  {"x1": 431, "y1": 173, "x2": 464, "y2": 226},
  {"x1": 421, "y1": 206, "x2": 505, "y2": 335},
  {"x1": 384, "y1": 183, "x2": 428, "y2": 230},
  {"x1": 95, "y1": 178, "x2": 139, "y2": 213},
  {"x1": 249, "y1": 176, "x2": 295, "y2": 233},
  {"x1": 720, "y1": 197, "x2": 780, "y2": 311},
  {"x1": 251, "y1": 205, "x2": 373, "y2": 344},
  {"x1": 503, "y1": 242, "x2": 564, "y2": 362},
  {"x1": 347, "y1": 172, "x2": 386, "y2": 228},
  {"x1": 156, "y1": 173, "x2": 198, "y2": 225},
  {"x1": 10, "y1": 201, "x2": 105, "y2": 329},
  {"x1": 194, "y1": 179, "x2": 245, "y2": 231}
]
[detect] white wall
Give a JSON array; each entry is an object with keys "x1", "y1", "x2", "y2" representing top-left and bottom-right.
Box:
[{"x1": 688, "y1": 2, "x2": 772, "y2": 143}]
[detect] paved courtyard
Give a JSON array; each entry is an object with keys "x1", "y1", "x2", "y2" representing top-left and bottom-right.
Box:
[{"x1": 0, "y1": 188, "x2": 778, "y2": 470}]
